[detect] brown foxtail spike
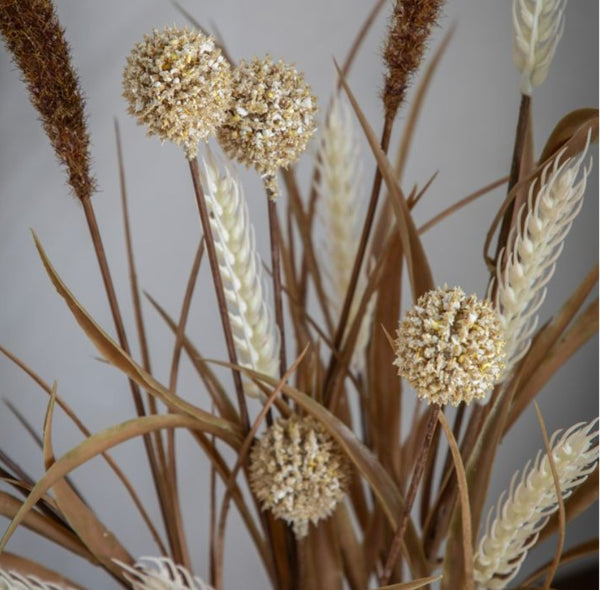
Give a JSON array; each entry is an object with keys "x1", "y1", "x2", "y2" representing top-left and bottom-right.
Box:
[
  {"x1": 0, "y1": 0, "x2": 95, "y2": 201},
  {"x1": 382, "y1": 0, "x2": 445, "y2": 121}
]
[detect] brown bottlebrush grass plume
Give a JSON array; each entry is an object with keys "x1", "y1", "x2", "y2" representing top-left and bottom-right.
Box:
[
  {"x1": 0, "y1": 0, "x2": 95, "y2": 201},
  {"x1": 383, "y1": 0, "x2": 445, "y2": 120}
]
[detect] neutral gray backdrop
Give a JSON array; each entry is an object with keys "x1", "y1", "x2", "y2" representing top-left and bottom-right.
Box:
[{"x1": 0, "y1": 1, "x2": 597, "y2": 588}]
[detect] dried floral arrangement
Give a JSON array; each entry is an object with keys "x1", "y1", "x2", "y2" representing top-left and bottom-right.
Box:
[{"x1": 0, "y1": 0, "x2": 597, "y2": 589}]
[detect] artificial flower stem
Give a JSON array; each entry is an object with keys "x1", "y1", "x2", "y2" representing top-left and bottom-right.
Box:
[
  {"x1": 266, "y1": 193, "x2": 288, "y2": 378},
  {"x1": 323, "y1": 116, "x2": 393, "y2": 406},
  {"x1": 188, "y1": 158, "x2": 250, "y2": 434},
  {"x1": 381, "y1": 404, "x2": 440, "y2": 585}
]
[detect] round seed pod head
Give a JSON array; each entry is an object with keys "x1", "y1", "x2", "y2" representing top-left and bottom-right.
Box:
[
  {"x1": 123, "y1": 26, "x2": 232, "y2": 160},
  {"x1": 249, "y1": 414, "x2": 351, "y2": 538},
  {"x1": 217, "y1": 55, "x2": 317, "y2": 197},
  {"x1": 394, "y1": 286, "x2": 505, "y2": 406}
]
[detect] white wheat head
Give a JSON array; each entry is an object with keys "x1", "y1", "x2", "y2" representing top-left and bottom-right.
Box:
[
  {"x1": 117, "y1": 557, "x2": 213, "y2": 590},
  {"x1": 473, "y1": 418, "x2": 599, "y2": 589},
  {"x1": 200, "y1": 151, "x2": 280, "y2": 397},
  {"x1": 489, "y1": 135, "x2": 592, "y2": 376},
  {"x1": 0, "y1": 570, "x2": 67, "y2": 590},
  {"x1": 512, "y1": 0, "x2": 566, "y2": 95},
  {"x1": 316, "y1": 94, "x2": 375, "y2": 372}
]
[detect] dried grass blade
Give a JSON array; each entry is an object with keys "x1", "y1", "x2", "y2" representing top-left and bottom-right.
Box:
[
  {"x1": 371, "y1": 574, "x2": 442, "y2": 590},
  {"x1": 0, "y1": 344, "x2": 167, "y2": 554},
  {"x1": 540, "y1": 109, "x2": 599, "y2": 163},
  {"x1": 395, "y1": 25, "x2": 455, "y2": 183},
  {"x1": 0, "y1": 553, "x2": 87, "y2": 589},
  {"x1": 0, "y1": 412, "x2": 233, "y2": 553},
  {"x1": 519, "y1": 537, "x2": 598, "y2": 587},
  {"x1": 0, "y1": 491, "x2": 92, "y2": 561},
  {"x1": 145, "y1": 293, "x2": 239, "y2": 424},
  {"x1": 438, "y1": 411, "x2": 473, "y2": 590},
  {"x1": 508, "y1": 299, "x2": 598, "y2": 429},
  {"x1": 533, "y1": 403, "x2": 565, "y2": 590},
  {"x1": 41, "y1": 383, "x2": 133, "y2": 574},
  {"x1": 335, "y1": 63, "x2": 434, "y2": 301},
  {"x1": 334, "y1": 504, "x2": 367, "y2": 590},
  {"x1": 32, "y1": 232, "x2": 243, "y2": 446}
]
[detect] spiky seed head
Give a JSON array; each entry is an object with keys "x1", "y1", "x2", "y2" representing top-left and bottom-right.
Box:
[
  {"x1": 122, "y1": 26, "x2": 232, "y2": 160},
  {"x1": 116, "y1": 557, "x2": 213, "y2": 590},
  {"x1": 217, "y1": 55, "x2": 317, "y2": 197},
  {"x1": 249, "y1": 414, "x2": 351, "y2": 538},
  {"x1": 394, "y1": 286, "x2": 505, "y2": 406}
]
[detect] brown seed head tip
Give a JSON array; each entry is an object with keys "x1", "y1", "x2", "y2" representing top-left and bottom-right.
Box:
[
  {"x1": 383, "y1": 0, "x2": 445, "y2": 118},
  {"x1": 249, "y1": 414, "x2": 351, "y2": 538},
  {"x1": 122, "y1": 26, "x2": 232, "y2": 160},
  {"x1": 0, "y1": 0, "x2": 95, "y2": 200},
  {"x1": 394, "y1": 286, "x2": 505, "y2": 406},
  {"x1": 218, "y1": 55, "x2": 318, "y2": 190}
]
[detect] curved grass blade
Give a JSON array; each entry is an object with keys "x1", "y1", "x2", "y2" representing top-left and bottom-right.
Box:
[{"x1": 0, "y1": 553, "x2": 87, "y2": 589}]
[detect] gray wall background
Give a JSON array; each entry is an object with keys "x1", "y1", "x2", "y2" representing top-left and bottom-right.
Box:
[{"x1": 0, "y1": 0, "x2": 597, "y2": 588}]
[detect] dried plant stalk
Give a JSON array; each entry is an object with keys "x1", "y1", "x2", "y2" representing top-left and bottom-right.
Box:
[
  {"x1": 473, "y1": 418, "x2": 598, "y2": 589},
  {"x1": 489, "y1": 136, "x2": 592, "y2": 375},
  {"x1": 316, "y1": 95, "x2": 375, "y2": 372},
  {"x1": 0, "y1": 0, "x2": 95, "y2": 201},
  {"x1": 382, "y1": 0, "x2": 445, "y2": 120},
  {"x1": 200, "y1": 153, "x2": 280, "y2": 396}
]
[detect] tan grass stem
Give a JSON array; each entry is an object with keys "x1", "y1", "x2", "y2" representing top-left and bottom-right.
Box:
[
  {"x1": 188, "y1": 159, "x2": 250, "y2": 433},
  {"x1": 381, "y1": 404, "x2": 440, "y2": 585}
]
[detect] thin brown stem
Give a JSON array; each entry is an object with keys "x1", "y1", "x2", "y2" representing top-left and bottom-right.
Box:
[
  {"x1": 381, "y1": 404, "x2": 440, "y2": 585},
  {"x1": 267, "y1": 195, "x2": 288, "y2": 376},
  {"x1": 188, "y1": 158, "x2": 250, "y2": 433},
  {"x1": 323, "y1": 116, "x2": 393, "y2": 406}
]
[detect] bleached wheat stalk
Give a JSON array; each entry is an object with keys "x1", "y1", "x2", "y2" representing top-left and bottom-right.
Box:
[
  {"x1": 512, "y1": 0, "x2": 566, "y2": 95},
  {"x1": 200, "y1": 152, "x2": 280, "y2": 397},
  {"x1": 489, "y1": 135, "x2": 592, "y2": 375},
  {"x1": 473, "y1": 418, "x2": 599, "y2": 589},
  {"x1": 117, "y1": 557, "x2": 213, "y2": 590},
  {"x1": 316, "y1": 95, "x2": 375, "y2": 372},
  {"x1": 0, "y1": 570, "x2": 67, "y2": 590}
]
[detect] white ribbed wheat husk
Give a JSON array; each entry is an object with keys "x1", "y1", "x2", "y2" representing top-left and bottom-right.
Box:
[
  {"x1": 316, "y1": 95, "x2": 375, "y2": 373},
  {"x1": 200, "y1": 152, "x2": 280, "y2": 397},
  {"x1": 473, "y1": 418, "x2": 599, "y2": 589},
  {"x1": 0, "y1": 571, "x2": 68, "y2": 590},
  {"x1": 512, "y1": 0, "x2": 566, "y2": 95},
  {"x1": 116, "y1": 557, "x2": 213, "y2": 590},
  {"x1": 489, "y1": 135, "x2": 592, "y2": 376}
]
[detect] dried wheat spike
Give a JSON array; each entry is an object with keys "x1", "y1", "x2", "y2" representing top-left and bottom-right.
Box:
[
  {"x1": 473, "y1": 418, "x2": 599, "y2": 589},
  {"x1": 489, "y1": 135, "x2": 592, "y2": 376},
  {"x1": 116, "y1": 557, "x2": 213, "y2": 590},
  {"x1": 0, "y1": 0, "x2": 95, "y2": 201},
  {"x1": 382, "y1": 0, "x2": 445, "y2": 120},
  {"x1": 200, "y1": 152, "x2": 280, "y2": 397},
  {"x1": 513, "y1": 0, "x2": 566, "y2": 95},
  {"x1": 316, "y1": 94, "x2": 375, "y2": 372}
]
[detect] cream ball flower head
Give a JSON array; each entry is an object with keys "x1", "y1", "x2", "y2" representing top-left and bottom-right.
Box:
[
  {"x1": 394, "y1": 286, "x2": 505, "y2": 406},
  {"x1": 249, "y1": 414, "x2": 351, "y2": 538},
  {"x1": 218, "y1": 55, "x2": 318, "y2": 197},
  {"x1": 122, "y1": 26, "x2": 232, "y2": 160}
]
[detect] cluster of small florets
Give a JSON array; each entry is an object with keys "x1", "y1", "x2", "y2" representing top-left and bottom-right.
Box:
[
  {"x1": 122, "y1": 26, "x2": 232, "y2": 159},
  {"x1": 249, "y1": 414, "x2": 350, "y2": 538},
  {"x1": 394, "y1": 286, "x2": 505, "y2": 406},
  {"x1": 218, "y1": 56, "x2": 318, "y2": 196}
]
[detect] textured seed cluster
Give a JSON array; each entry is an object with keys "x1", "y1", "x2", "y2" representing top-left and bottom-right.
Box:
[
  {"x1": 218, "y1": 56, "x2": 317, "y2": 195},
  {"x1": 249, "y1": 414, "x2": 350, "y2": 538},
  {"x1": 122, "y1": 26, "x2": 232, "y2": 159},
  {"x1": 394, "y1": 286, "x2": 505, "y2": 406}
]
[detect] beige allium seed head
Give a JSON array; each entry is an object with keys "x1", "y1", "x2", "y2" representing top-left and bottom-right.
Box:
[
  {"x1": 249, "y1": 414, "x2": 351, "y2": 538},
  {"x1": 217, "y1": 56, "x2": 317, "y2": 196},
  {"x1": 394, "y1": 286, "x2": 505, "y2": 406},
  {"x1": 123, "y1": 26, "x2": 232, "y2": 159}
]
